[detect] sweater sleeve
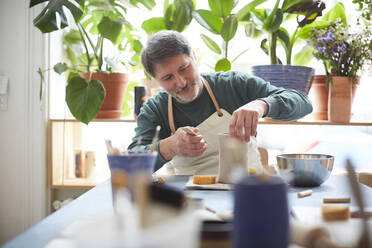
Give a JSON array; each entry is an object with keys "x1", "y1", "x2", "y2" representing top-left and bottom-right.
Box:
[
  {"x1": 229, "y1": 72, "x2": 313, "y2": 121},
  {"x1": 127, "y1": 94, "x2": 170, "y2": 172}
]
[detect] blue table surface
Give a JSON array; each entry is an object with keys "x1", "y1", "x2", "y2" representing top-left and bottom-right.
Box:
[{"x1": 2, "y1": 174, "x2": 372, "y2": 248}]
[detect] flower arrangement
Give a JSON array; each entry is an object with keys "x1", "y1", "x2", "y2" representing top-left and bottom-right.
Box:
[{"x1": 309, "y1": 19, "x2": 372, "y2": 85}]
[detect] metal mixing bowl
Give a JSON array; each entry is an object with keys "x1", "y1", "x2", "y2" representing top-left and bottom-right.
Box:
[{"x1": 276, "y1": 154, "x2": 334, "y2": 187}]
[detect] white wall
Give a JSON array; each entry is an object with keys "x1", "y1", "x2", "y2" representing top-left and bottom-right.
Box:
[{"x1": 0, "y1": 0, "x2": 48, "y2": 244}]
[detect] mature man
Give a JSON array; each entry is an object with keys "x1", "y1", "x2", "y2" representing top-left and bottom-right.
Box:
[{"x1": 128, "y1": 30, "x2": 312, "y2": 175}]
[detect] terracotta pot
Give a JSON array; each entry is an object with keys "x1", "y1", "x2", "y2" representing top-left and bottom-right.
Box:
[
  {"x1": 328, "y1": 76, "x2": 360, "y2": 123},
  {"x1": 309, "y1": 75, "x2": 359, "y2": 121},
  {"x1": 309, "y1": 75, "x2": 328, "y2": 120},
  {"x1": 82, "y1": 72, "x2": 129, "y2": 119}
]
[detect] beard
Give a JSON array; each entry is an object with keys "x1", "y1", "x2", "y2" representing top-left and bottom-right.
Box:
[{"x1": 172, "y1": 79, "x2": 201, "y2": 103}]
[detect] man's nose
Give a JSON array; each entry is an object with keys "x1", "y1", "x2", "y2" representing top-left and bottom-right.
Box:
[{"x1": 175, "y1": 74, "x2": 187, "y2": 88}]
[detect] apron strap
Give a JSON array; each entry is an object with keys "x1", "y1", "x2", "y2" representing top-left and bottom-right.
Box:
[
  {"x1": 168, "y1": 94, "x2": 177, "y2": 134},
  {"x1": 201, "y1": 78, "x2": 223, "y2": 117},
  {"x1": 168, "y1": 77, "x2": 223, "y2": 135}
]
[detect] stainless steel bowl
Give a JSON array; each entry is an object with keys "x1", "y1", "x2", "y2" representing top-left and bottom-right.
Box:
[{"x1": 276, "y1": 154, "x2": 334, "y2": 187}]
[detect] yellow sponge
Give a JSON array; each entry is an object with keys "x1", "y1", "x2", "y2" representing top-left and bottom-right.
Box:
[
  {"x1": 322, "y1": 205, "x2": 350, "y2": 221},
  {"x1": 193, "y1": 175, "x2": 216, "y2": 185}
]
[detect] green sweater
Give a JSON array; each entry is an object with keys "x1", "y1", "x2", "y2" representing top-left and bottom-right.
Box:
[{"x1": 128, "y1": 71, "x2": 313, "y2": 171}]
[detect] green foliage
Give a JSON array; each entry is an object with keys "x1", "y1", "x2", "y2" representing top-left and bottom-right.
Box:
[
  {"x1": 30, "y1": 0, "x2": 84, "y2": 33},
  {"x1": 241, "y1": 0, "x2": 329, "y2": 65},
  {"x1": 66, "y1": 76, "x2": 105, "y2": 125},
  {"x1": 193, "y1": 0, "x2": 247, "y2": 71},
  {"x1": 215, "y1": 58, "x2": 231, "y2": 72},
  {"x1": 142, "y1": 0, "x2": 195, "y2": 35},
  {"x1": 122, "y1": 81, "x2": 139, "y2": 117},
  {"x1": 30, "y1": 0, "x2": 155, "y2": 124},
  {"x1": 352, "y1": 0, "x2": 372, "y2": 21}
]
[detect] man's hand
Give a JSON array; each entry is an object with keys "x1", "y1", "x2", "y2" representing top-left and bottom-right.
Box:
[
  {"x1": 159, "y1": 126, "x2": 207, "y2": 160},
  {"x1": 229, "y1": 100, "x2": 268, "y2": 142}
]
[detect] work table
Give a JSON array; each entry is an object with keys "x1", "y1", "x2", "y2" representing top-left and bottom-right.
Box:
[{"x1": 2, "y1": 174, "x2": 372, "y2": 248}]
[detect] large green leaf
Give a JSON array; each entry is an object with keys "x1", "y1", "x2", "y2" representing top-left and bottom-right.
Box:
[
  {"x1": 66, "y1": 76, "x2": 105, "y2": 124},
  {"x1": 30, "y1": 0, "x2": 84, "y2": 33},
  {"x1": 221, "y1": 15, "x2": 238, "y2": 41},
  {"x1": 122, "y1": 81, "x2": 138, "y2": 117},
  {"x1": 282, "y1": 0, "x2": 306, "y2": 12},
  {"x1": 322, "y1": 2, "x2": 346, "y2": 24},
  {"x1": 200, "y1": 34, "x2": 221, "y2": 54},
  {"x1": 236, "y1": 0, "x2": 267, "y2": 21},
  {"x1": 263, "y1": 8, "x2": 283, "y2": 32},
  {"x1": 296, "y1": 20, "x2": 329, "y2": 39},
  {"x1": 276, "y1": 27, "x2": 290, "y2": 54},
  {"x1": 142, "y1": 17, "x2": 166, "y2": 35},
  {"x1": 262, "y1": 0, "x2": 281, "y2": 31},
  {"x1": 130, "y1": 0, "x2": 156, "y2": 10},
  {"x1": 193, "y1": 9, "x2": 222, "y2": 34},
  {"x1": 293, "y1": 45, "x2": 314, "y2": 66},
  {"x1": 97, "y1": 16, "x2": 123, "y2": 44},
  {"x1": 164, "y1": 0, "x2": 194, "y2": 32},
  {"x1": 215, "y1": 58, "x2": 231, "y2": 72},
  {"x1": 63, "y1": 29, "x2": 82, "y2": 43},
  {"x1": 208, "y1": 0, "x2": 235, "y2": 18},
  {"x1": 283, "y1": 0, "x2": 326, "y2": 27},
  {"x1": 53, "y1": 62, "x2": 68, "y2": 74}
]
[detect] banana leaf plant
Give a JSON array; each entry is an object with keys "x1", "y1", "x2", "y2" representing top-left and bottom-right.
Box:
[
  {"x1": 142, "y1": 0, "x2": 195, "y2": 34},
  {"x1": 238, "y1": 0, "x2": 327, "y2": 65},
  {"x1": 30, "y1": 0, "x2": 155, "y2": 124},
  {"x1": 192, "y1": 0, "x2": 258, "y2": 72}
]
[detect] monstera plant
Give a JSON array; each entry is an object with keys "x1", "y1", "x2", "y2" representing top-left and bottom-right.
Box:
[{"x1": 30, "y1": 0, "x2": 155, "y2": 124}]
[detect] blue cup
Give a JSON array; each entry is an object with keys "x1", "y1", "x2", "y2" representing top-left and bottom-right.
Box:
[
  {"x1": 107, "y1": 153, "x2": 157, "y2": 178},
  {"x1": 233, "y1": 175, "x2": 289, "y2": 248}
]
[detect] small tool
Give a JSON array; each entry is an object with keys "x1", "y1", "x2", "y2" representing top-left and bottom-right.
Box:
[
  {"x1": 149, "y1": 125, "x2": 161, "y2": 153},
  {"x1": 346, "y1": 159, "x2": 371, "y2": 248},
  {"x1": 181, "y1": 126, "x2": 197, "y2": 136}
]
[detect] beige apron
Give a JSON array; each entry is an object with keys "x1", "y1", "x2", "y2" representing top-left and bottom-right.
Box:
[{"x1": 155, "y1": 78, "x2": 260, "y2": 175}]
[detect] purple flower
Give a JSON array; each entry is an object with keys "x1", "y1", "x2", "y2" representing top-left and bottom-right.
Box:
[
  {"x1": 338, "y1": 43, "x2": 347, "y2": 55},
  {"x1": 326, "y1": 30, "x2": 335, "y2": 42}
]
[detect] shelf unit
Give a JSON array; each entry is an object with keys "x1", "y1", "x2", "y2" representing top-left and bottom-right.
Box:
[
  {"x1": 48, "y1": 118, "x2": 372, "y2": 189},
  {"x1": 48, "y1": 119, "x2": 137, "y2": 189}
]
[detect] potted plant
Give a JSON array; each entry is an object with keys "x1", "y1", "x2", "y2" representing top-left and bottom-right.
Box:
[
  {"x1": 308, "y1": 18, "x2": 372, "y2": 122},
  {"x1": 30, "y1": 0, "x2": 155, "y2": 124},
  {"x1": 237, "y1": 0, "x2": 326, "y2": 94},
  {"x1": 298, "y1": 2, "x2": 347, "y2": 120}
]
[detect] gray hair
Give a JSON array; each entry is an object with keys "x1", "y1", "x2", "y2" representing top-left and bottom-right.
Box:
[{"x1": 141, "y1": 31, "x2": 192, "y2": 77}]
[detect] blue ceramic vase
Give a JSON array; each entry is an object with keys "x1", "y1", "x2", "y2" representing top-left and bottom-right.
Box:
[
  {"x1": 233, "y1": 175, "x2": 289, "y2": 248},
  {"x1": 251, "y1": 65, "x2": 314, "y2": 94}
]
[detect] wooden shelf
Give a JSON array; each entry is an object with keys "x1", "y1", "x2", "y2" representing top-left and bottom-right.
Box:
[
  {"x1": 51, "y1": 178, "x2": 108, "y2": 189},
  {"x1": 259, "y1": 118, "x2": 372, "y2": 126},
  {"x1": 50, "y1": 118, "x2": 136, "y2": 123},
  {"x1": 50, "y1": 118, "x2": 372, "y2": 126}
]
